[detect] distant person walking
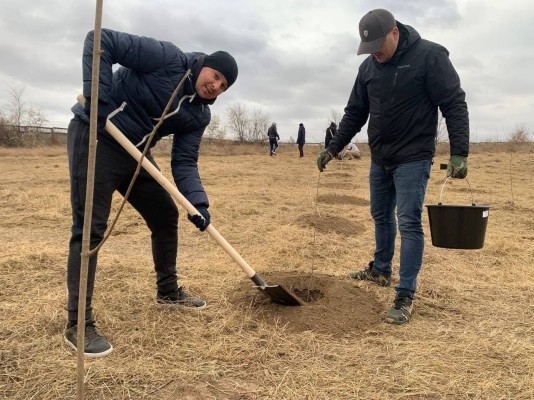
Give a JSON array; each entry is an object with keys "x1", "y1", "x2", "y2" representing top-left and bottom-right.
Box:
[
  {"x1": 296, "y1": 123, "x2": 306, "y2": 157},
  {"x1": 267, "y1": 122, "x2": 280, "y2": 156},
  {"x1": 325, "y1": 122, "x2": 337, "y2": 148}
]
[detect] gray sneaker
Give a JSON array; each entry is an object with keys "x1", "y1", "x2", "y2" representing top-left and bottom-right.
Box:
[
  {"x1": 64, "y1": 320, "x2": 113, "y2": 358},
  {"x1": 157, "y1": 287, "x2": 207, "y2": 310},
  {"x1": 385, "y1": 291, "x2": 413, "y2": 325},
  {"x1": 349, "y1": 261, "x2": 391, "y2": 287}
]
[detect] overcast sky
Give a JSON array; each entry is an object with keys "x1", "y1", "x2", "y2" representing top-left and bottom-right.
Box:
[{"x1": 0, "y1": 0, "x2": 533, "y2": 143}]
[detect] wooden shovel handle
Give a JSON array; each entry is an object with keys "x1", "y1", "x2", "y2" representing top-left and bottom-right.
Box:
[{"x1": 76, "y1": 95, "x2": 257, "y2": 278}]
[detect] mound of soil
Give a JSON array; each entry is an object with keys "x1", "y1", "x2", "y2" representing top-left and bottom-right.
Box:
[
  {"x1": 296, "y1": 213, "x2": 366, "y2": 236},
  {"x1": 231, "y1": 273, "x2": 383, "y2": 336},
  {"x1": 317, "y1": 194, "x2": 369, "y2": 206},
  {"x1": 324, "y1": 171, "x2": 354, "y2": 178}
]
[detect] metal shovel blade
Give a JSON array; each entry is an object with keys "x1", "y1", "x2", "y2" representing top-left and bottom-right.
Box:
[
  {"x1": 257, "y1": 284, "x2": 303, "y2": 306},
  {"x1": 251, "y1": 274, "x2": 303, "y2": 306}
]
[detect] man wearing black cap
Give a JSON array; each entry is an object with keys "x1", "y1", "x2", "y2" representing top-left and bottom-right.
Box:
[
  {"x1": 64, "y1": 29, "x2": 238, "y2": 357},
  {"x1": 317, "y1": 9, "x2": 469, "y2": 324}
]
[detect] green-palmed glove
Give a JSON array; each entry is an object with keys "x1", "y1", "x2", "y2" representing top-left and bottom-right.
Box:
[
  {"x1": 447, "y1": 155, "x2": 468, "y2": 179},
  {"x1": 317, "y1": 149, "x2": 335, "y2": 172}
]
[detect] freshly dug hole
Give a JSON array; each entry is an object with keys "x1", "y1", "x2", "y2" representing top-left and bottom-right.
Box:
[{"x1": 231, "y1": 272, "x2": 384, "y2": 335}]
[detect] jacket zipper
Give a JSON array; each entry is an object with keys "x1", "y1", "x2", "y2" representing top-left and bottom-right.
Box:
[{"x1": 390, "y1": 70, "x2": 398, "y2": 104}]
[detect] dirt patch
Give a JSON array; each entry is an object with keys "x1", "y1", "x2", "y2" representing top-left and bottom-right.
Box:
[
  {"x1": 231, "y1": 273, "x2": 383, "y2": 336},
  {"x1": 296, "y1": 213, "x2": 366, "y2": 236},
  {"x1": 324, "y1": 171, "x2": 354, "y2": 178},
  {"x1": 317, "y1": 194, "x2": 369, "y2": 206}
]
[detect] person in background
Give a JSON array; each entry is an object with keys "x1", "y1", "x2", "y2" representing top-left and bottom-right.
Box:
[
  {"x1": 267, "y1": 122, "x2": 280, "y2": 156},
  {"x1": 325, "y1": 121, "x2": 337, "y2": 149},
  {"x1": 65, "y1": 28, "x2": 238, "y2": 357},
  {"x1": 341, "y1": 142, "x2": 361, "y2": 160},
  {"x1": 317, "y1": 9, "x2": 469, "y2": 325},
  {"x1": 297, "y1": 123, "x2": 306, "y2": 158}
]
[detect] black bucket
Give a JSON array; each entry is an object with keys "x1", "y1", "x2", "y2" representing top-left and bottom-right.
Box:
[{"x1": 425, "y1": 178, "x2": 490, "y2": 249}]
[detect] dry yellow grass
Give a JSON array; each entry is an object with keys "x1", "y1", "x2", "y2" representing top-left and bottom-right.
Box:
[{"x1": 1, "y1": 142, "x2": 533, "y2": 399}]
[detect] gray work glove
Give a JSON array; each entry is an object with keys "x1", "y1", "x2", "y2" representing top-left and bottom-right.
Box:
[
  {"x1": 317, "y1": 149, "x2": 336, "y2": 172},
  {"x1": 447, "y1": 155, "x2": 468, "y2": 179}
]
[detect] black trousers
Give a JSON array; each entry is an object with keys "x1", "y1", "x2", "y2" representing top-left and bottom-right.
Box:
[
  {"x1": 269, "y1": 138, "x2": 278, "y2": 155},
  {"x1": 66, "y1": 118, "x2": 179, "y2": 322},
  {"x1": 298, "y1": 143, "x2": 304, "y2": 157}
]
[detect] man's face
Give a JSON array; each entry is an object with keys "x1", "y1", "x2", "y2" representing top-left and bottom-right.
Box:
[
  {"x1": 195, "y1": 66, "x2": 228, "y2": 100},
  {"x1": 371, "y1": 27, "x2": 399, "y2": 64}
]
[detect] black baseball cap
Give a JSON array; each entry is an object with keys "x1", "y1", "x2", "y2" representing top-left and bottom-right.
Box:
[{"x1": 357, "y1": 9, "x2": 396, "y2": 55}]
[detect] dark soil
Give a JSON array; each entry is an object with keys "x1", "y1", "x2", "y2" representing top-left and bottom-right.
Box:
[
  {"x1": 316, "y1": 194, "x2": 370, "y2": 206},
  {"x1": 231, "y1": 273, "x2": 383, "y2": 336},
  {"x1": 296, "y1": 213, "x2": 366, "y2": 236}
]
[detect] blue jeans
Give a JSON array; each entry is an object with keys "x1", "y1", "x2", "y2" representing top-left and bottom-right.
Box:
[{"x1": 369, "y1": 160, "x2": 431, "y2": 297}]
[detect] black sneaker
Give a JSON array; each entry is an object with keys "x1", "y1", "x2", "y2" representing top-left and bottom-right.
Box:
[
  {"x1": 64, "y1": 320, "x2": 113, "y2": 358},
  {"x1": 349, "y1": 261, "x2": 391, "y2": 287},
  {"x1": 385, "y1": 291, "x2": 413, "y2": 325},
  {"x1": 157, "y1": 287, "x2": 207, "y2": 310}
]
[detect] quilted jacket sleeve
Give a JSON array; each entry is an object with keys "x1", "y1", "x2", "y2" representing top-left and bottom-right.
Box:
[
  {"x1": 82, "y1": 29, "x2": 168, "y2": 103},
  {"x1": 171, "y1": 127, "x2": 209, "y2": 208},
  {"x1": 426, "y1": 47, "x2": 469, "y2": 156}
]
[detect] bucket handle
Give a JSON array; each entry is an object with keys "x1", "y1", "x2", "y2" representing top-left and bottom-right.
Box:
[{"x1": 438, "y1": 177, "x2": 475, "y2": 206}]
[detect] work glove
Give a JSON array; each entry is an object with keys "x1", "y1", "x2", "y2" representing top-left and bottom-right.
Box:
[
  {"x1": 83, "y1": 96, "x2": 109, "y2": 134},
  {"x1": 316, "y1": 149, "x2": 336, "y2": 172},
  {"x1": 447, "y1": 155, "x2": 468, "y2": 179},
  {"x1": 188, "y1": 206, "x2": 211, "y2": 232}
]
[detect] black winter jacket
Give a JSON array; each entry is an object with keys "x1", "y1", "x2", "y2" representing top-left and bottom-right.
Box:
[
  {"x1": 328, "y1": 22, "x2": 469, "y2": 165},
  {"x1": 325, "y1": 124, "x2": 337, "y2": 143},
  {"x1": 71, "y1": 29, "x2": 212, "y2": 207},
  {"x1": 297, "y1": 125, "x2": 305, "y2": 144},
  {"x1": 267, "y1": 125, "x2": 280, "y2": 140}
]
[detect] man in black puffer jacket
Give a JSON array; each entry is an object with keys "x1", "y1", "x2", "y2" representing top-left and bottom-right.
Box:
[
  {"x1": 64, "y1": 29, "x2": 238, "y2": 358},
  {"x1": 317, "y1": 9, "x2": 469, "y2": 325}
]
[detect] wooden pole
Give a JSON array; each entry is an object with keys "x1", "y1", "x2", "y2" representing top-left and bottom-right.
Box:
[{"x1": 77, "y1": 1, "x2": 104, "y2": 399}]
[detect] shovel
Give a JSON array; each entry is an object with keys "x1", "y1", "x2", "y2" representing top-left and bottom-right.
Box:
[{"x1": 77, "y1": 96, "x2": 302, "y2": 306}]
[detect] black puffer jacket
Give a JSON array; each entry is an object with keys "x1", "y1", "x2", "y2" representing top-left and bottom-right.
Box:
[
  {"x1": 297, "y1": 124, "x2": 305, "y2": 144},
  {"x1": 328, "y1": 22, "x2": 469, "y2": 165},
  {"x1": 71, "y1": 29, "x2": 213, "y2": 207}
]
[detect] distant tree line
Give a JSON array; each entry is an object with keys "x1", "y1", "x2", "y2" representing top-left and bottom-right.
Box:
[
  {"x1": 1, "y1": 81, "x2": 532, "y2": 147},
  {"x1": 0, "y1": 83, "x2": 48, "y2": 146}
]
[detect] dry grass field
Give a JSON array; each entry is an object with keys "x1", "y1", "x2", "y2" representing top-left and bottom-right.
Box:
[{"x1": 1, "y1": 142, "x2": 533, "y2": 399}]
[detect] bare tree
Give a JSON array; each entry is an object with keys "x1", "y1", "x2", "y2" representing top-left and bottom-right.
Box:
[
  {"x1": 4, "y1": 83, "x2": 26, "y2": 137},
  {"x1": 204, "y1": 114, "x2": 228, "y2": 142},
  {"x1": 215, "y1": 124, "x2": 227, "y2": 140},
  {"x1": 0, "y1": 82, "x2": 48, "y2": 146},
  {"x1": 226, "y1": 103, "x2": 248, "y2": 142},
  {"x1": 248, "y1": 107, "x2": 269, "y2": 143},
  {"x1": 508, "y1": 123, "x2": 530, "y2": 144},
  {"x1": 27, "y1": 106, "x2": 47, "y2": 128},
  {"x1": 226, "y1": 103, "x2": 270, "y2": 143},
  {"x1": 205, "y1": 114, "x2": 221, "y2": 141}
]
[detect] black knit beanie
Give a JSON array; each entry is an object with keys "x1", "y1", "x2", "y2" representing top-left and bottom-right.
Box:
[{"x1": 203, "y1": 51, "x2": 238, "y2": 87}]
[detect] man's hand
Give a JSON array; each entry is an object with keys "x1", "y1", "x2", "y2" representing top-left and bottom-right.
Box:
[
  {"x1": 188, "y1": 206, "x2": 211, "y2": 232},
  {"x1": 447, "y1": 155, "x2": 468, "y2": 179},
  {"x1": 316, "y1": 149, "x2": 335, "y2": 172}
]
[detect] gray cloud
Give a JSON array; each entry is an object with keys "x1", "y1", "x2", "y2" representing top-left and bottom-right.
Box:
[{"x1": 0, "y1": 0, "x2": 532, "y2": 141}]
